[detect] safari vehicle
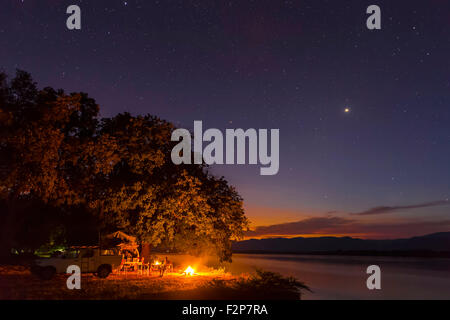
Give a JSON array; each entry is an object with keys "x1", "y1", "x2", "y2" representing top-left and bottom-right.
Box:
[{"x1": 32, "y1": 246, "x2": 122, "y2": 280}]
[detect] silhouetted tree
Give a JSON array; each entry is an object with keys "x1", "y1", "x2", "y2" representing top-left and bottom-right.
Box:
[{"x1": 0, "y1": 70, "x2": 117, "y2": 258}]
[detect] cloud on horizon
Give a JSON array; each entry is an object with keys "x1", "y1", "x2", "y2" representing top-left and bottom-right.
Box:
[
  {"x1": 246, "y1": 217, "x2": 351, "y2": 237},
  {"x1": 245, "y1": 216, "x2": 450, "y2": 239},
  {"x1": 350, "y1": 200, "x2": 449, "y2": 216}
]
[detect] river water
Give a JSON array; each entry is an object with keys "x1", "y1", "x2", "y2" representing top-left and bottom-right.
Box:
[{"x1": 227, "y1": 254, "x2": 450, "y2": 299}]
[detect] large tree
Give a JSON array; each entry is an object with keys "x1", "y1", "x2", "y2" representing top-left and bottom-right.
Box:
[
  {"x1": 0, "y1": 70, "x2": 117, "y2": 257},
  {"x1": 0, "y1": 70, "x2": 248, "y2": 262},
  {"x1": 97, "y1": 113, "x2": 248, "y2": 261}
]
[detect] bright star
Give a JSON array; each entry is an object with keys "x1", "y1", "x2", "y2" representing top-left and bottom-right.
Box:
[{"x1": 344, "y1": 108, "x2": 350, "y2": 113}]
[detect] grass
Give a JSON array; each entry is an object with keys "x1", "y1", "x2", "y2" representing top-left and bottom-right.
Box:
[{"x1": 0, "y1": 265, "x2": 310, "y2": 300}]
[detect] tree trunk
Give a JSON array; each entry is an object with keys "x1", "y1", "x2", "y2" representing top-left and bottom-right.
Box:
[
  {"x1": 141, "y1": 242, "x2": 151, "y2": 264},
  {"x1": 0, "y1": 194, "x2": 18, "y2": 261}
]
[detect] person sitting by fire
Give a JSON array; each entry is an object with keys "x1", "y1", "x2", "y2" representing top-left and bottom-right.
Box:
[
  {"x1": 159, "y1": 257, "x2": 172, "y2": 277},
  {"x1": 164, "y1": 257, "x2": 173, "y2": 273},
  {"x1": 159, "y1": 258, "x2": 166, "y2": 277}
]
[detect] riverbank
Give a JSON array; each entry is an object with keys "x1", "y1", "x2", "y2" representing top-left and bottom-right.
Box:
[{"x1": 0, "y1": 265, "x2": 307, "y2": 300}]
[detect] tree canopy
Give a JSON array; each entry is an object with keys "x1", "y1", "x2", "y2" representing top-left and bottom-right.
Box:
[{"x1": 0, "y1": 70, "x2": 248, "y2": 262}]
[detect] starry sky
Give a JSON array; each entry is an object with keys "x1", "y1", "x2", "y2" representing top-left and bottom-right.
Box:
[{"x1": 1, "y1": 0, "x2": 449, "y2": 239}]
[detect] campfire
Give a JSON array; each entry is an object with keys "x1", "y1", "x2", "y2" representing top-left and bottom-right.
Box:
[{"x1": 184, "y1": 266, "x2": 195, "y2": 276}]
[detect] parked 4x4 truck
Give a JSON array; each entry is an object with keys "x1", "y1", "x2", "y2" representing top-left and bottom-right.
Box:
[{"x1": 31, "y1": 246, "x2": 122, "y2": 280}]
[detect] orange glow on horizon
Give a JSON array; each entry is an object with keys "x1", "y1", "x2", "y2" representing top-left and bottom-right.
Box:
[{"x1": 243, "y1": 233, "x2": 370, "y2": 240}]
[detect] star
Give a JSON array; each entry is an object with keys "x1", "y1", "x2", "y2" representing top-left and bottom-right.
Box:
[{"x1": 344, "y1": 107, "x2": 351, "y2": 113}]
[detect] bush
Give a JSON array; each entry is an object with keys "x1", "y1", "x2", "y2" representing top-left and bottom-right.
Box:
[{"x1": 205, "y1": 269, "x2": 311, "y2": 300}]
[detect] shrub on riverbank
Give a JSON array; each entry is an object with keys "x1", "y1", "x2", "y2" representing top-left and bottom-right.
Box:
[{"x1": 203, "y1": 269, "x2": 311, "y2": 300}]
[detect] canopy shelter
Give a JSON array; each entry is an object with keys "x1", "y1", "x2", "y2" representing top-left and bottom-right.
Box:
[
  {"x1": 102, "y1": 231, "x2": 139, "y2": 257},
  {"x1": 106, "y1": 231, "x2": 137, "y2": 243}
]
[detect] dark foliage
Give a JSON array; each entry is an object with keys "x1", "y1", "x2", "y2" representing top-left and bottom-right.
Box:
[{"x1": 0, "y1": 70, "x2": 248, "y2": 262}]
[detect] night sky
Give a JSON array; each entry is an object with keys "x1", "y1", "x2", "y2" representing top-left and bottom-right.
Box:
[{"x1": 2, "y1": 0, "x2": 449, "y2": 239}]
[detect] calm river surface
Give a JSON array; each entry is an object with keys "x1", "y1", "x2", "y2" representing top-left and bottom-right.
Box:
[{"x1": 227, "y1": 254, "x2": 450, "y2": 299}]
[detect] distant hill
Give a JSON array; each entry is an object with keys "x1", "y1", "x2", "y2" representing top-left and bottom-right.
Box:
[{"x1": 232, "y1": 232, "x2": 450, "y2": 256}]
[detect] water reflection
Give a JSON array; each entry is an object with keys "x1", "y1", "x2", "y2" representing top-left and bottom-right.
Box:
[{"x1": 227, "y1": 254, "x2": 450, "y2": 299}]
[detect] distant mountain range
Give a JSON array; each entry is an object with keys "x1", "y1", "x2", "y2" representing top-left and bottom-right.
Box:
[{"x1": 232, "y1": 232, "x2": 450, "y2": 256}]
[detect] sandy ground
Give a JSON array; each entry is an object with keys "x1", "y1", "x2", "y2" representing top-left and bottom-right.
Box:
[{"x1": 0, "y1": 265, "x2": 237, "y2": 300}]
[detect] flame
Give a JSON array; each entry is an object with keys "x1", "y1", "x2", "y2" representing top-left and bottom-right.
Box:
[
  {"x1": 184, "y1": 266, "x2": 195, "y2": 276},
  {"x1": 154, "y1": 261, "x2": 160, "y2": 265}
]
